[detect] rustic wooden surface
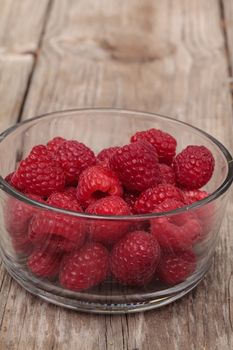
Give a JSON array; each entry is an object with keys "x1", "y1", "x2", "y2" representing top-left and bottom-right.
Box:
[
  {"x1": 0, "y1": 0, "x2": 233, "y2": 349},
  {"x1": 223, "y1": 0, "x2": 233, "y2": 74},
  {"x1": 0, "y1": 0, "x2": 50, "y2": 131}
]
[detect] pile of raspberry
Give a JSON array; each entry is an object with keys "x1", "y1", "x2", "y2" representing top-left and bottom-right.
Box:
[{"x1": 4, "y1": 128, "x2": 215, "y2": 291}]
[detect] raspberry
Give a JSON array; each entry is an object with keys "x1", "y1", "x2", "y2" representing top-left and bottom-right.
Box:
[
  {"x1": 29, "y1": 212, "x2": 85, "y2": 253},
  {"x1": 152, "y1": 198, "x2": 184, "y2": 213},
  {"x1": 9, "y1": 171, "x2": 21, "y2": 191},
  {"x1": 157, "y1": 250, "x2": 196, "y2": 284},
  {"x1": 182, "y1": 193, "x2": 214, "y2": 241},
  {"x1": 47, "y1": 192, "x2": 82, "y2": 212},
  {"x1": 151, "y1": 198, "x2": 202, "y2": 251},
  {"x1": 47, "y1": 137, "x2": 66, "y2": 153},
  {"x1": 110, "y1": 231, "x2": 161, "y2": 286},
  {"x1": 29, "y1": 195, "x2": 85, "y2": 253},
  {"x1": 110, "y1": 141, "x2": 160, "y2": 192},
  {"x1": 4, "y1": 194, "x2": 44, "y2": 235},
  {"x1": 134, "y1": 184, "x2": 184, "y2": 214},
  {"x1": 53, "y1": 140, "x2": 96, "y2": 185},
  {"x1": 11, "y1": 145, "x2": 65, "y2": 197},
  {"x1": 27, "y1": 250, "x2": 61, "y2": 278},
  {"x1": 182, "y1": 190, "x2": 209, "y2": 205},
  {"x1": 182, "y1": 189, "x2": 213, "y2": 236},
  {"x1": 123, "y1": 191, "x2": 139, "y2": 214},
  {"x1": 77, "y1": 165, "x2": 123, "y2": 208},
  {"x1": 130, "y1": 128, "x2": 177, "y2": 164},
  {"x1": 86, "y1": 196, "x2": 131, "y2": 245},
  {"x1": 60, "y1": 242, "x2": 109, "y2": 291},
  {"x1": 159, "y1": 164, "x2": 176, "y2": 185},
  {"x1": 97, "y1": 146, "x2": 120, "y2": 168},
  {"x1": 173, "y1": 145, "x2": 215, "y2": 190},
  {"x1": 60, "y1": 186, "x2": 78, "y2": 201},
  {"x1": 152, "y1": 213, "x2": 202, "y2": 251},
  {"x1": 123, "y1": 191, "x2": 149, "y2": 230},
  {"x1": 4, "y1": 172, "x2": 15, "y2": 186},
  {"x1": 4, "y1": 193, "x2": 44, "y2": 255}
]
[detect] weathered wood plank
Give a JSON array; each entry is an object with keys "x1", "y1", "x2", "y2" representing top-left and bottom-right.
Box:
[
  {"x1": 0, "y1": 0, "x2": 52, "y2": 132},
  {"x1": 0, "y1": 0, "x2": 232, "y2": 349},
  {"x1": 0, "y1": 54, "x2": 34, "y2": 131},
  {"x1": 0, "y1": 0, "x2": 50, "y2": 53},
  {"x1": 222, "y1": 0, "x2": 233, "y2": 75}
]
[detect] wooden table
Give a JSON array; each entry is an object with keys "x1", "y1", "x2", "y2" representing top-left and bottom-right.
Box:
[{"x1": 0, "y1": 1, "x2": 233, "y2": 349}]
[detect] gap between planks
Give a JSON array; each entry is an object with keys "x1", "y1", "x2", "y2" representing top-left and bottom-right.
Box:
[
  {"x1": 17, "y1": 0, "x2": 55, "y2": 123},
  {"x1": 219, "y1": 0, "x2": 233, "y2": 100}
]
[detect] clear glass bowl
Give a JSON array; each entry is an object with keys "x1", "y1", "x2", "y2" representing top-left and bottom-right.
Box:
[{"x1": 0, "y1": 108, "x2": 232, "y2": 314}]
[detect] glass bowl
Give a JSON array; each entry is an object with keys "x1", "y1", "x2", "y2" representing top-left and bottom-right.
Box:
[{"x1": 0, "y1": 108, "x2": 232, "y2": 314}]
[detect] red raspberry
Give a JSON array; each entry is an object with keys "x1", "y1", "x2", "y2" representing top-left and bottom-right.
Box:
[
  {"x1": 123, "y1": 191, "x2": 139, "y2": 214},
  {"x1": 159, "y1": 164, "x2": 176, "y2": 185},
  {"x1": 151, "y1": 198, "x2": 184, "y2": 213},
  {"x1": 154, "y1": 191, "x2": 210, "y2": 244},
  {"x1": 47, "y1": 137, "x2": 66, "y2": 153},
  {"x1": 11, "y1": 145, "x2": 65, "y2": 197},
  {"x1": 4, "y1": 194, "x2": 44, "y2": 255},
  {"x1": 134, "y1": 184, "x2": 184, "y2": 214},
  {"x1": 4, "y1": 194, "x2": 44, "y2": 235},
  {"x1": 182, "y1": 193, "x2": 214, "y2": 242},
  {"x1": 61, "y1": 187, "x2": 78, "y2": 201},
  {"x1": 77, "y1": 165, "x2": 123, "y2": 208},
  {"x1": 29, "y1": 213, "x2": 85, "y2": 253},
  {"x1": 97, "y1": 146, "x2": 120, "y2": 169},
  {"x1": 9, "y1": 171, "x2": 21, "y2": 191},
  {"x1": 4, "y1": 172, "x2": 15, "y2": 186},
  {"x1": 86, "y1": 196, "x2": 131, "y2": 245},
  {"x1": 53, "y1": 140, "x2": 96, "y2": 185},
  {"x1": 59, "y1": 242, "x2": 109, "y2": 291},
  {"x1": 110, "y1": 141, "x2": 160, "y2": 192},
  {"x1": 123, "y1": 192, "x2": 150, "y2": 231},
  {"x1": 151, "y1": 198, "x2": 202, "y2": 251},
  {"x1": 47, "y1": 192, "x2": 82, "y2": 212},
  {"x1": 110, "y1": 231, "x2": 161, "y2": 286},
  {"x1": 182, "y1": 190, "x2": 209, "y2": 205},
  {"x1": 173, "y1": 145, "x2": 215, "y2": 190},
  {"x1": 29, "y1": 195, "x2": 85, "y2": 253},
  {"x1": 27, "y1": 250, "x2": 61, "y2": 278},
  {"x1": 130, "y1": 128, "x2": 177, "y2": 164},
  {"x1": 123, "y1": 191, "x2": 149, "y2": 231},
  {"x1": 157, "y1": 250, "x2": 196, "y2": 284},
  {"x1": 152, "y1": 213, "x2": 202, "y2": 251}
]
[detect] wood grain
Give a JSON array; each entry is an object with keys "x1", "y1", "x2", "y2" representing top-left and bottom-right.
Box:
[
  {"x1": 0, "y1": 0, "x2": 52, "y2": 132},
  {"x1": 0, "y1": 0, "x2": 233, "y2": 349},
  {"x1": 0, "y1": 0, "x2": 50, "y2": 53},
  {"x1": 222, "y1": 0, "x2": 233, "y2": 75},
  {"x1": 0, "y1": 54, "x2": 33, "y2": 131}
]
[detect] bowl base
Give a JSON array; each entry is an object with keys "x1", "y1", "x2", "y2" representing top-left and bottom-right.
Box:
[
  {"x1": 2, "y1": 254, "x2": 208, "y2": 314},
  {"x1": 24, "y1": 280, "x2": 202, "y2": 314}
]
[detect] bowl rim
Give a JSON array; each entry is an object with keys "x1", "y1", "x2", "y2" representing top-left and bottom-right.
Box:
[{"x1": 0, "y1": 107, "x2": 232, "y2": 221}]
